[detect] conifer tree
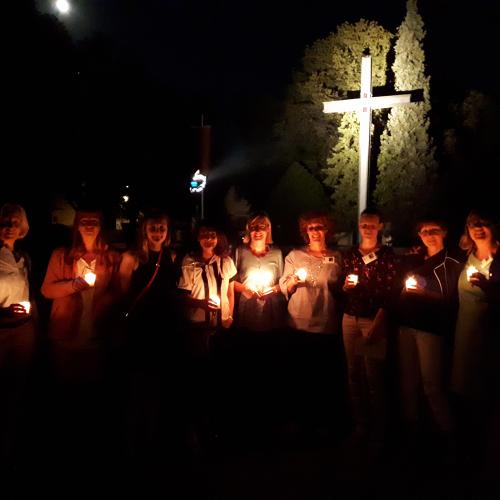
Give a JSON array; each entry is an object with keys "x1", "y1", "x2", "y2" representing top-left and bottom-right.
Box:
[{"x1": 374, "y1": 0, "x2": 437, "y2": 239}]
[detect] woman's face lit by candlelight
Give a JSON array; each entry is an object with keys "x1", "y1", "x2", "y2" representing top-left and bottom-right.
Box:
[
  {"x1": 198, "y1": 227, "x2": 218, "y2": 251},
  {"x1": 146, "y1": 218, "x2": 168, "y2": 249},
  {"x1": 77, "y1": 213, "x2": 101, "y2": 242}
]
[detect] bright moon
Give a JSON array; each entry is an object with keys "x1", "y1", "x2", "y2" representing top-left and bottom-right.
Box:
[{"x1": 55, "y1": 0, "x2": 70, "y2": 15}]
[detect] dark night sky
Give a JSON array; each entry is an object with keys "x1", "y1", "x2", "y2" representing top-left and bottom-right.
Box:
[{"x1": 9, "y1": 0, "x2": 500, "y2": 220}]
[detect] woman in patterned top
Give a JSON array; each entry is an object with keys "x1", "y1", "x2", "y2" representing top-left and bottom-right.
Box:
[{"x1": 341, "y1": 208, "x2": 399, "y2": 448}]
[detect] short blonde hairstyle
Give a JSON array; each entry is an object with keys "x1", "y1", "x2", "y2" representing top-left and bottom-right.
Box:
[
  {"x1": 0, "y1": 203, "x2": 29, "y2": 239},
  {"x1": 459, "y1": 209, "x2": 499, "y2": 255},
  {"x1": 243, "y1": 213, "x2": 273, "y2": 245}
]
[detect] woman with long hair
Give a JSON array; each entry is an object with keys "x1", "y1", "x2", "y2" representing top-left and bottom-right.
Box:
[
  {"x1": 42, "y1": 208, "x2": 121, "y2": 384},
  {"x1": 451, "y1": 209, "x2": 500, "y2": 466},
  {"x1": 118, "y1": 208, "x2": 182, "y2": 459}
]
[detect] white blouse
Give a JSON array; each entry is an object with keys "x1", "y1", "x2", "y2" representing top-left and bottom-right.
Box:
[
  {"x1": 0, "y1": 246, "x2": 29, "y2": 307},
  {"x1": 178, "y1": 253, "x2": 237, "y2": 323}
]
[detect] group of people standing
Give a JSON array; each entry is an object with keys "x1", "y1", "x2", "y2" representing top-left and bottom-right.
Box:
[{"x1": 1, "y1": 201, "x2": 499, "y2": 473}]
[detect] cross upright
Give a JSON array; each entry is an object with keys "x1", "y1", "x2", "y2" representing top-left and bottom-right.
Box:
[{"x1": 323, "y1": 55, "x2": 411, "y2": 220}]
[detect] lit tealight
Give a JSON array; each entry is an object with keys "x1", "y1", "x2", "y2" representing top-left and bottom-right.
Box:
[
  {"x1": 405, "y1": 276, "x2": 418, "y2": 291},
  {"x1": 295, "y1": 268, "x2": 308, "y2": 282},
  {"x1": 247, "y1": 269, "x2": 273, "y2": 293},
  {"x1": 84, "y1": 272, "x2": 97, "y2": 287},
  {"x1": 19, "y1": 301, "x2": 31, "y2": 314},
  {"x1": 347, "y1": 274, "x2": 359, "y2": 286},
  {"x1": 466, "y1": 265, "x2": 479, "y2": 281},
  {"x1": 210, "y1": 295, "x2": 221, "y2": 307}
]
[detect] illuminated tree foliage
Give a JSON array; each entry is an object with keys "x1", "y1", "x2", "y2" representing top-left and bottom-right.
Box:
[
  {"x1": 374, "y1": 0, "x2": 437, "y2": 238},
  {"x1": 275, "y1": 20, "x2": 392, "y2": 230}
]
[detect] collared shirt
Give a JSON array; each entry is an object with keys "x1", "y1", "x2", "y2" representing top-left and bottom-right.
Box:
[
  {"x1": 342, "y1": 245, "x2": 399, "y2": 318},
  {"x1": 178, "y1": 253, "x2": 237, "y2": 323},
  {"x1": 0, "y1": 246, "x2": 29, "y2": 307}
]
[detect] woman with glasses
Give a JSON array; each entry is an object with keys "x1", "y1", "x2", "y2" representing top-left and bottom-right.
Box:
[
  {"x1": 0, "y1": 203, "x2": 36, "y2": 463},
  {"x1": 279, "y1": 211, "x2": 344, "y2": 438},
  {"x1": 396, "y1": 216, "x2": 461, "y2": 449}
]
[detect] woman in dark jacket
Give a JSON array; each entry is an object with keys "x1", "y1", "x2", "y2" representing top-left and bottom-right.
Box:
[{"x1": 397, "y1": 216, "x2": 462, "y2": 443}]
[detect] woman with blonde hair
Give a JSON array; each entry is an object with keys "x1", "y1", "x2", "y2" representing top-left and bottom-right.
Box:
[
  {"x1": 0, "y1": 203, "x2": 36, "y2": 462},
  {"x1": 118, "y1": 208, "x2": 182, "y2": 458},
  {"x1": 233, "y1": 212, "x2": 285, "y2": 332}
]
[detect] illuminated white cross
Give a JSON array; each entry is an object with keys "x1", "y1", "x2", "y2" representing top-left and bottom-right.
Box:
[{"x1": 323, "y1": 55, "x2": 411, "y2": 219}]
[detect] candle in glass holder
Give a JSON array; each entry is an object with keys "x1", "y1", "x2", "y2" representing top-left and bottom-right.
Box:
[
  {"x1": 19, "y1": 301, "x2": 31, "y2": 314},
  {"x1": 83, "y1": 271, "x2": 97, "y2": 287},
  {"x1": 466, "y1": 265, "x2": 479, "y2": 281},
  {"x1": 295, "y1": 268, "x2": 308, "y2": 282},
  {"x1": 405, "y1": 276, "x2": 418, "y2": 291},
  {"x1": 347, "y1": 274, "x2": 359, "y2": 286}
]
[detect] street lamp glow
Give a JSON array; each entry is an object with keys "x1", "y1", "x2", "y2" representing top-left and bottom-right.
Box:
[
  {"x1": 189, "y1": 170, "x2": 207, "y2": 193},
  {"x1": 55, "y1": 0, "x2": 71, "y2": 15},
  {"x1": 122, "y1": 195, "x2": 129, "y2": 203}
]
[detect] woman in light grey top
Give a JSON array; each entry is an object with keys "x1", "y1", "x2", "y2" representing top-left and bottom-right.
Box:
[
  {"x1": 234, "y1": 213, "x2": 285, "y2": 332},
  {"x1": 280, "y1": 213, "x2": 342, "y2": 334}
]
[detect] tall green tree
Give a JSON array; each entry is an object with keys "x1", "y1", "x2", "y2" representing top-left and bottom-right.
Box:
[
  {"x1": 374, "y1": 0, "x2": 437, "y2": 240},
  {"x1": 273, "y1": 20, "x2": 392, "y2": 231}
]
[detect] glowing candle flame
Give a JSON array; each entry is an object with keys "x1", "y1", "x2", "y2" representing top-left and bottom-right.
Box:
[
  {"x1": 19, "y1": 301, "x2": 31, "y2": 314},
  {"x1": 247, "y1": 269, "x2": 273, "y2": 293},
  {"x1": 466, "y1": 265, "x2": 479, "y2": 281},
  {"x1": 84, "y1": 272, "x2": 96, "y2": 287},
  {"x1": 295, "y1": 268, "x2": 308, "y2": 282},
  {"x1": 210, "y1": 295, "x2": 220, "y2": 307},
  {"x1": 347, "y1": 274, "x2": 359, "y2": 286},
  {"x1": 406, "y1": 276, "x2": 417, "y2": 290}
]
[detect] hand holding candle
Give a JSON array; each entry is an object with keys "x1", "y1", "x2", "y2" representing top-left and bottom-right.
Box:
[
  {"x1": 208, "y1": 295, "x2": 221, "y2": 309},
  {"x1": 405, "y1": 276, "x2": 418, "y2": 291},
  {"x1": 466, "y1": 265, "x2": 479, "y2": 282},
  {"x1": 344, "y1": 273, "x2": 359, "y2": 289},
  {"x1": 19, "y1": 301, "x2": 31, "y2": 315},
  {"x1": 83, "y1": 271, "x2": 97, "y2": 287},
  {"x1": 295, "y1": 268, "x2": 308, "y2": 282}
]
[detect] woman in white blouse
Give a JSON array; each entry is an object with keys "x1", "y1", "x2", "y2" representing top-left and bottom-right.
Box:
[
  {"x1": 0, "y1": 203, "x2": 35, "y2": 462},
  {"x1": 178, "y1": 221, "x2": 236, "y2": 448}
]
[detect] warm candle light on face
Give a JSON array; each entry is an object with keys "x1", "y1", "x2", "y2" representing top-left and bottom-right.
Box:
[
  {"x1": 84, "y1": 272, "x2": 96, "y2": 287},
  {"x1": 347, "y1": 274, "x2": 359, "y2": 286},
  {"x1": 466, "y1": 265, "x2": 479, "y2": 281},
  {"x1": 295, "y1": 268, "x2": 308, "y2": 282},
  {"x1": 406, "y1": 276, "x2": 417, "y2": 290},
  {"x1": 19, "y1": 301, "x2": 31, "y2": 314}
]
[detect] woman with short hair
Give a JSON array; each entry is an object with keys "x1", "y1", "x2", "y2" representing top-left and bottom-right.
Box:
[{"x1": 0, "y1": 203, "x2": 36, "y2": 462}]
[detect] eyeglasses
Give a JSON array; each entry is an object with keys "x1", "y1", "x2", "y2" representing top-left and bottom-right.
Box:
[
  {"x1": 307, "y1": 225, "x2": 326, "y2": 232},
  {"x1": 419, "y1": 228, "x2": 443, "y2": 236},
  {"x1": 249, "y1": 224, "x2": 269, "y2": 232},
  {"x1": 467, "y1": 220, "x2": 490, "y2": 229}
]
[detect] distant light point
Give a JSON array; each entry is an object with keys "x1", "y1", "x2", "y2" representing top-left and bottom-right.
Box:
[{"x1": 55, "y1": 0, "x2": 71, "y2": 15}]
